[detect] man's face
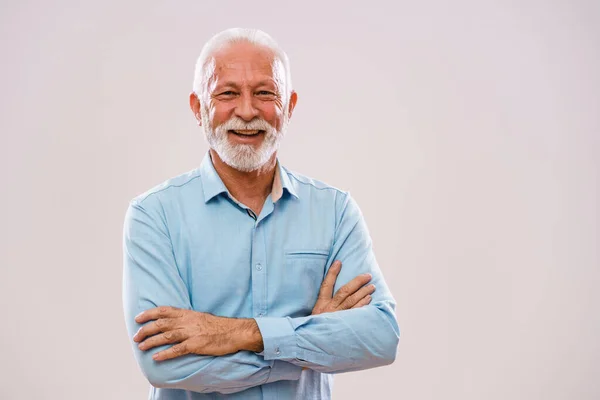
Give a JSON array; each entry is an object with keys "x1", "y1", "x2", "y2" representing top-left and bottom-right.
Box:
[{"x1": 195, "y1": 42, "x2": 296, "y2": 172}]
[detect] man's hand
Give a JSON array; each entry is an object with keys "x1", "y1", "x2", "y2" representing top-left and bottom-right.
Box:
[
  {"x1": 133, "y1": 307, "x2": 263, "y2": 361},
  {"x1": 312, "y1": 260, "x2": 375, "y2": 315}
]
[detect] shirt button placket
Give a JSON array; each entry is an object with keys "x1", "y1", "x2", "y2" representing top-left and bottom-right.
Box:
[{"x1": 252, "y1": 222, "x2": 267, "y2": 319}]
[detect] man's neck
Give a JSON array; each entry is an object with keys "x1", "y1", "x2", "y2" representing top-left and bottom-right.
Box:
[{"x1": 209, "y1": 149, "x2": 277, "y2": 215}]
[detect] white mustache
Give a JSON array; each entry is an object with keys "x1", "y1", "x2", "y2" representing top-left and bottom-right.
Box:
[{"x1": 218, "y1": 117, "x2": 273, "y2": 132}]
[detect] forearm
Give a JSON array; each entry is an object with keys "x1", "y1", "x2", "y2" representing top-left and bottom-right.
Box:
[
  {"x1": 126, "y1": 309, "x2": 299, "y2": 393},
  {"x1": 136, "y1": 352, "x2": 298, "y2": 394},
  {"x1": 255, "y1": 300, "x2": 399, "y2": 374}
]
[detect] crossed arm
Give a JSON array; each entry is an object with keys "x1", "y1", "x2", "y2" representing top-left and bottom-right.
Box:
[
  {"x1": 133, "y1": 260, "x2": 374, "y2": 361},
  {"x1": 122, "y1": 193, "x2": 399, "y2": 394}
]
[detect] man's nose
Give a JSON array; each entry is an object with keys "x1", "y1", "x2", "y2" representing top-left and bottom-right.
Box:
[{"x1": 234, "y1": 93, "x2": 259, "y2": 121}]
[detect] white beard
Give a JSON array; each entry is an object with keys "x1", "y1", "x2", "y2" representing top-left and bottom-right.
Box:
[{"x1": 201, "y1": 106, "x2": 288, "y2": 172}]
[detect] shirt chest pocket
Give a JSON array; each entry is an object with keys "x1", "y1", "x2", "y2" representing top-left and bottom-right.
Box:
[{"x1": 284, "y1": 249, "x2": 329, "y2": 314}]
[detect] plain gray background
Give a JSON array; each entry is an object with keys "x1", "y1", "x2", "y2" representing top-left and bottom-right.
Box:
[{"x1": 1, "y1": 0, "x2": 598, "y2": 399}]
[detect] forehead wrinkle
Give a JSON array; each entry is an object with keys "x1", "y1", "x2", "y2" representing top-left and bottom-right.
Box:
[
  {"x1": 211, "y1": 43, "x2": 280, "y2": 84},
  {"x1": 213, "y1": 63, "x2": 279, "y2": 91}
]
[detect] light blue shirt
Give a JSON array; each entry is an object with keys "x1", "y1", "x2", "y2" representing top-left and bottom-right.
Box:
[{"x1": 122, "y1": 153, "x2": 400, "y2": 399}]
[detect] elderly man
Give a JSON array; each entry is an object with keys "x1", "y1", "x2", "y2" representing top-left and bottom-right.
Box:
[{"x1": 123, "y1": 28, "x2": 399, "y2": 400}]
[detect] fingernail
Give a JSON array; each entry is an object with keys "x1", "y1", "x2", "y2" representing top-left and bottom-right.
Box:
[{"x1": 153, "y1": 354, "x2": 159, "y2": 360}]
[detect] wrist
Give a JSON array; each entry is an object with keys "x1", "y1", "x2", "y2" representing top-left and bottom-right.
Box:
[{"x1": 234, "y1": 318, "x2": 264, "y2": 353}]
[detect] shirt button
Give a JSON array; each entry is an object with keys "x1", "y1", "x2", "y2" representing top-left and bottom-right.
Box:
[
  {"x1": 256, "y1": 263, "x2": 262, "y2": 271},
  {"x1": 258, "y1": 312, "x2": 265, "y2": 317},
  {"x1": 275, "y1": 347, "x2": 281, "y2": 355}
]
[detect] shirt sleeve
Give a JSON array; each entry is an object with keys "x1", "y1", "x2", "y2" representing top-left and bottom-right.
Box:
[
  {"x1": 254, "y1": 192, "x2": 400, "y2": 373},
  {"x1": 122, "y1": 199, "x2": 302, "y2": 394}
]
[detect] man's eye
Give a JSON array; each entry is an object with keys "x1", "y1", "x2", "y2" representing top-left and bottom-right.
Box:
[
  {"x1": 257, "y1": 91, "x2": 274, "y2": 96},
  {"x1": 220, "y1": 91, "x2": 236, "y2": 96}
]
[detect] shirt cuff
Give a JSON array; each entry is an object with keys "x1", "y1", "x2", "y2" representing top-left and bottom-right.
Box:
[
  {"x1": 255, "y1": 317, "x2": 297, "y2": 361},
  {"x1": 266, "y1": 360, "x2": 303, "y2": 383}
]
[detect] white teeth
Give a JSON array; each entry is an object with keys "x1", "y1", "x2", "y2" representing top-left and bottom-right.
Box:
[{"x1": 232, "y1": 130, "x2": 260, "y2": 135}]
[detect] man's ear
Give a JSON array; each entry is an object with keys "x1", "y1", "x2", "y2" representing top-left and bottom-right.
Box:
[
  {"x1": 287, "y1": 91, "x2": 298, "y2": 119},
  {"x1": 189, "y1": 92, "x2": 202, "y2": 126}
]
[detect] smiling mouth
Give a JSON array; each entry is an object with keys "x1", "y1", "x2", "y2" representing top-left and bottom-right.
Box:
[{"x1": 229, "y1": 130, "x2": 265, "y2": 136}]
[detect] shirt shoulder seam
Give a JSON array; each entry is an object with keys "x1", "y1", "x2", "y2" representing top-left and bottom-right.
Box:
[
  {"x1": 285, "y1": 170, "x2": 348, "y2": 196},
  {"x1": 133, "y1": 172, "x2": 203, "y2": 205}
]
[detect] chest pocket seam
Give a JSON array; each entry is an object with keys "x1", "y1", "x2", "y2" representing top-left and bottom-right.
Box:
[{"x1": 285, "y1": 249, "x2": 329, "y2": 258}]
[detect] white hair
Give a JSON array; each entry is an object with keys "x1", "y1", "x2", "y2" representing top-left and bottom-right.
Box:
[{"x1": 192, "y1": 28, "x2": 293, "y2": 104}]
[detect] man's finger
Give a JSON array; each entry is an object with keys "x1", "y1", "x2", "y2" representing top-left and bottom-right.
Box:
[
  {"x1": 317, "y1": 261, "x2": 342, "y2": 300},
  {"x1": 153, "y1": 341, "x2": 190, "y2": 361},
  {"x1": 331, "y1": 273, "x2": 372, "y2": 307},
  {"x1": 133, "y1": 318, "x2": 176, "y2": 342},
  {"x1": 138, "y1": 329, "x2": 186, "y2": 351},
  {"x1": 135, "y1": 306, "x2": 181, "y2": 324},
  {"x1": 351, "y1": 295, "x2": 372, "y2": 309},
  {"x1": 338, "y1": 284, "x2": 375, "y2": 310}
]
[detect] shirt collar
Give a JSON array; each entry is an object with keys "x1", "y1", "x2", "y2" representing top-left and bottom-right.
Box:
[
  {"x1": 200, "y1": 152, "x2": 298, "y2": 204},
  {"x1": 276, "y1": 160, "x2": 298, "y2": 201},
  {"x1": 199, "y1": 152, "x2": 229, "y2": 203}
]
